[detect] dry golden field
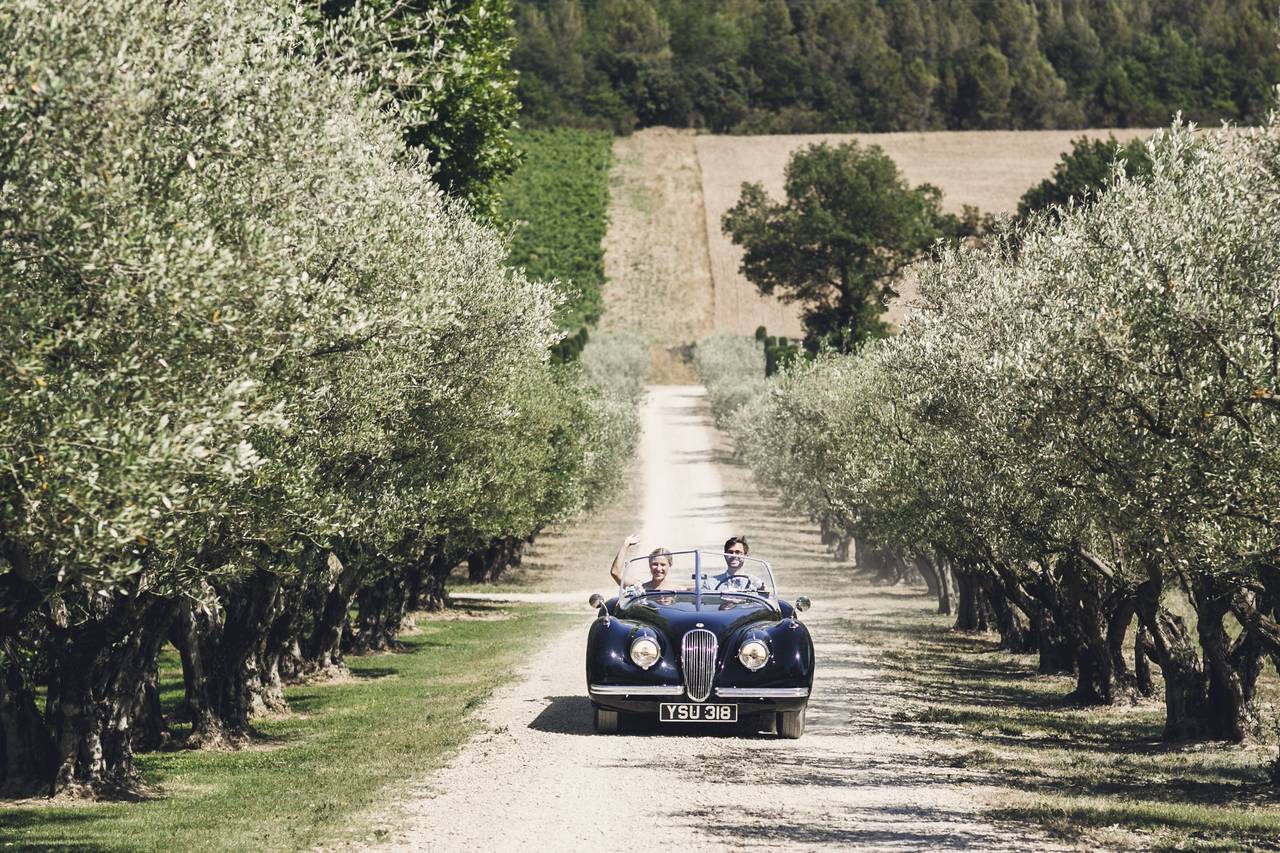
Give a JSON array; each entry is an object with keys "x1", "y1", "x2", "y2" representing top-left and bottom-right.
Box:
[
  {"x1": 601, "y1": 127, "x2": 1154, "y2": 350},
  {"x1": 600, "y1": 128, "x2": 714, "y2": 381}
]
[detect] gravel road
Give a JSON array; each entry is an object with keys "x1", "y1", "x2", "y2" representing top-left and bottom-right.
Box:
[{"x1": 362, "y1": 386, "x2": 1067, "y2": 852}]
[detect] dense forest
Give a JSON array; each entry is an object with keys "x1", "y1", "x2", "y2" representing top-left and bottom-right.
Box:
[{"x1": 512, "y1": 0, "x2": 1280, "y2": 133}]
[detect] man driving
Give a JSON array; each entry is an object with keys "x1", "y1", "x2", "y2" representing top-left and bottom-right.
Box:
[{"x1": 703, "y1": 536, "x2": 765, "y2": 592}]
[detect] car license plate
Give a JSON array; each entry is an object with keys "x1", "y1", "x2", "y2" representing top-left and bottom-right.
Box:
[{"x1": 659, "y1": 703, "x2": 737, "y2": 723}]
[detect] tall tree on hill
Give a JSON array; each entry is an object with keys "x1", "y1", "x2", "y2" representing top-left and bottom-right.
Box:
[
  {"x1": 512, "y1": 0, "x2": 591, "y2": 126},
  {"x1": 953, "y1": 44, "x2": 1013, "y2": 128},
  {"x1": 722, "y1": 141, "x2": 946, "y2": 353},
  {"x1": 747, "y1": 0, "x2": 806, "y2": 112},
  {"x1": 508, "y1": 0, "x2": 1280, "y2": 133},
  {"x1": 589, "y1": 0, "x2": 678, "y2": 128}
]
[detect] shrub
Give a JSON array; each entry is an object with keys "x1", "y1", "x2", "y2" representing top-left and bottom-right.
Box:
[
  {"x1": 693, "y1": 334, "x2": 767, "y2": 426},
  {"x1": 581, "y1": 331, "x2": 649, "y2": 409}
]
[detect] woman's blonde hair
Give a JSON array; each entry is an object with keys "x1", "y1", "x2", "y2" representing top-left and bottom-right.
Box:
[{"x1": 648, "y1": 547, "x2": 673, "y2": 565}]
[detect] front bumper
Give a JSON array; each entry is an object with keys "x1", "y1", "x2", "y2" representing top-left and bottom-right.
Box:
[{"x1": 588, "y1": 683, "x2": 809, "y2": 714}]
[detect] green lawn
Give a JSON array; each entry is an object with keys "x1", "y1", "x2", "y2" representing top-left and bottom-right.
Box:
[{"x1": 1, "y1": 605, "x2": 570, "y2": 852}]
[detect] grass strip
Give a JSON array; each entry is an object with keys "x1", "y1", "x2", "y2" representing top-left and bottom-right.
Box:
[
  {"x1": 1, "y1": 604, "x2": 570, "y2": 852},
  {"x1": 992, "y1": 795, "x2": 1280, "y2": 845}
]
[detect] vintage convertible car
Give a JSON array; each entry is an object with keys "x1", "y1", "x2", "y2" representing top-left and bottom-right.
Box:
[{"x1": 585, "y1": 548, "x2": 814, "y2": 737}]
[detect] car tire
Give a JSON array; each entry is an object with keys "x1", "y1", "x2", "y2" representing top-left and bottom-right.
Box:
[
  {"x1": 594, "y1": 707, "x2": 621, "y2": 734},
  {"x1": 776, "y1": 706, "x2": 806, "y2": 739}
]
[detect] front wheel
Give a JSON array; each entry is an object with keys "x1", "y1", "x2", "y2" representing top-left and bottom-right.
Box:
[
  {"x1": 776, "y1": 706, "x2": 806, "y2": 739},
  {"x1": 594, "y1": 706, "x2": 621, "y2": 734}
]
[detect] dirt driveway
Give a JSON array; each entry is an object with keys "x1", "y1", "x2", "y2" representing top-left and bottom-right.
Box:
[{"x1": 361, "y1": 387, "x2": 1067, "y2": 852}]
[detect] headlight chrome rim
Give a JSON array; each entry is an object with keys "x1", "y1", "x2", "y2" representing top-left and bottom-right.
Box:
[
  {"x1": 738, "y1": 638, "x2": 769, "y2": 671},
  {"x1": 630, "y1": 636, "x2": 660, "y2": 669}
]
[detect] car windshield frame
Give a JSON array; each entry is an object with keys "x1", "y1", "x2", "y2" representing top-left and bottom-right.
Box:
[{"x1": 618, "y1": 549, "x2": 780, "y2": 614}]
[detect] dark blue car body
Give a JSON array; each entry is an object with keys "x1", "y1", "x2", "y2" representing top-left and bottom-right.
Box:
[{"x1": 585, "y1": 588, "x2": 815, "y2": 737}]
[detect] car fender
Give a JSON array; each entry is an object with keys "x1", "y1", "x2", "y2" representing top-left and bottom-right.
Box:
[
  {"x1": 586, "y1": 612, "x2": 681, "y2": 687},
  {"x1": 719, "y1": 616, "x2": 814, "y2": 689}
]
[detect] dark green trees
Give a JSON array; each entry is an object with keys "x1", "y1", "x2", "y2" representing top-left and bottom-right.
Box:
[
  {"x1": 722, "y1": 142, "x2": 945, "y2": 352},
  {"x1": 509, "y1": 0, "x2": 1280, "y2": 134},
  {"x1": 1017, "y1": 135, "x2": 1153, "y2": 219},
  {"x1": 315, "y1": 0, "x2": 521, "y2": 214}
]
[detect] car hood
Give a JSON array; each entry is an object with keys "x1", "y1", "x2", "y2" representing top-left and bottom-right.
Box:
[{"x1": 617, "y1": 598, "x2": 777, "y2": 638}]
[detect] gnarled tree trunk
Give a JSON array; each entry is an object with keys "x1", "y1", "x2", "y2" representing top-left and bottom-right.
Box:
[
  {"x1": 1194, "y1": 581, "x2": 1260, "y2": 742},
  {"x1": 0, "y1": 638, "x2": 52, "y2": 797},
  {"x1": 915, "y1": 550, "x2": 954, "y2": 614},
  {"x1": 418, "y1": 548, "x2": 463, "y2": 612},
  {"x1": 0, "y1": 546, "x2": 54, "y2": 797},
  {"x1": 42, "y1": 591, "x2": 175, "y2": 795},
  {"x1": 303, "y1": 548, "x2": 373, "y2": 674},
  {"x1": 1135, "y1": 572, "x2": 1217, "y2": 740},
  {"x1": 953, "y1": 564, "x2": 993, "y2": 632},
  {"x1": 349, "y1": 561, "x2": 418, "y2": 653},
  {"x1": 172, "y1": 568, "x2": 283, "y2": 745},
  {"x1": 980, "y1": 569, "x2": 1035, "y2": 653}
]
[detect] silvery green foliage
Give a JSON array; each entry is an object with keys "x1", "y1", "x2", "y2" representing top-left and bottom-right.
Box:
[
  {"x1": 734, "y1": 117, "x2": 1280, "y2": 588},
  {"x1": 312, "y1": 0, "x2": 520, "y2": 212},
  {"x1": 580, "y1": 332, "x2": 648, "y2": 409},
  {"x1": 0, "y1": 0, "x2": 598, "y2": 592},
  {"x1": 693, "y1": 334, "x2": 768, "y2": 426},
  {"x1": 728, "y1": 353, "x2": 884, "y2": 544},
  {"x1": 569, "y1": 332, "x2": 648, "y2": 507},
  {"x1": 2, "y1": 0, "x2": 343, "y2": 583}
]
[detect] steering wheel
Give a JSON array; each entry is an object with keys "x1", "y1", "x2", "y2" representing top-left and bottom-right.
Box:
[{"x1": 715, "y1": 575, "x2": 760, "y2": 591}]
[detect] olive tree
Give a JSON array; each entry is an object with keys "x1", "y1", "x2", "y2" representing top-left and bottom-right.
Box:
[
  {"x1": 727, "y1": 118, "x2": 1280, "y2": 759},
  {"x1": 997, "y1": 122, "x2": 1280, "y2": 738},
  {"x1": 693, "y1": 334, "x2": 767, "y2": 424},
  {"x1": 0, "y1": 0, "x2": 631, "y2": 793},
  {"x1": 0, "y1": 0, "x2": 382, "y2": 790}
]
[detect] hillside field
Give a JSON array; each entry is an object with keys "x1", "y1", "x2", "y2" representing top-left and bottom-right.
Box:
[{"x1": 603, "y1": 127, "x2": 1154, "y2": 346}]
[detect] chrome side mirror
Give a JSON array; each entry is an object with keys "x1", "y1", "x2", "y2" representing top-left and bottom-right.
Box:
[
  {"x1": 588, "y1": 593, "x2": 605, "y2": 609},
  {"x1": 794, "y1": 596, "x2": 811, "y2": 612}
]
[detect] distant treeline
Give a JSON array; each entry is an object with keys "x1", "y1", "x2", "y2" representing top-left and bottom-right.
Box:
[{"x1": 512, "y1": 0, "x2": 1280, "y2": 133}]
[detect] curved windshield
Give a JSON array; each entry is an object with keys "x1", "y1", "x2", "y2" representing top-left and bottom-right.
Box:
[
  {"x1": 618, "y1": 549, "x2": 777, "y2": 609},
  {"x1": 618, "y1": 590, "x2": 776, "y2": 615}
]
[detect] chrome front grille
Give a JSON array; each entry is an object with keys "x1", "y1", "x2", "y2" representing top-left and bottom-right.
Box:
[{"x1": 681, "y1": 628, "x2": 718, "y2": 702}]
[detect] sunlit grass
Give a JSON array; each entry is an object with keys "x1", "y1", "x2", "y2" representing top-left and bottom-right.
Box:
[
  {"x1": 0, "y1": 605, "x2": 572, "y2": 852},
  {"x1": 993, "y1": 795, "x2": 1280, "y2": 851}
]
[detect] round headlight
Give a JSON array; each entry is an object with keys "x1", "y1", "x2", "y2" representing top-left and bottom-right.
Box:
[
  {"x1": 630, "y1": 636, "x2": 660, "y2": 669},
  {"x1": 738, "y1": 639, "x2": 769, "y2": 671}
]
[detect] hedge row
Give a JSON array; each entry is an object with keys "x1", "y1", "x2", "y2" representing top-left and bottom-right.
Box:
[{"x1": 0, "y1": 0, "x2": 641, "y2": 797}]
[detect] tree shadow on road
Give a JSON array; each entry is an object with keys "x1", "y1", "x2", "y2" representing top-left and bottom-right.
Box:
[{"x1": 676, "y1": 804, "x2": 1038, "y2": 850}]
